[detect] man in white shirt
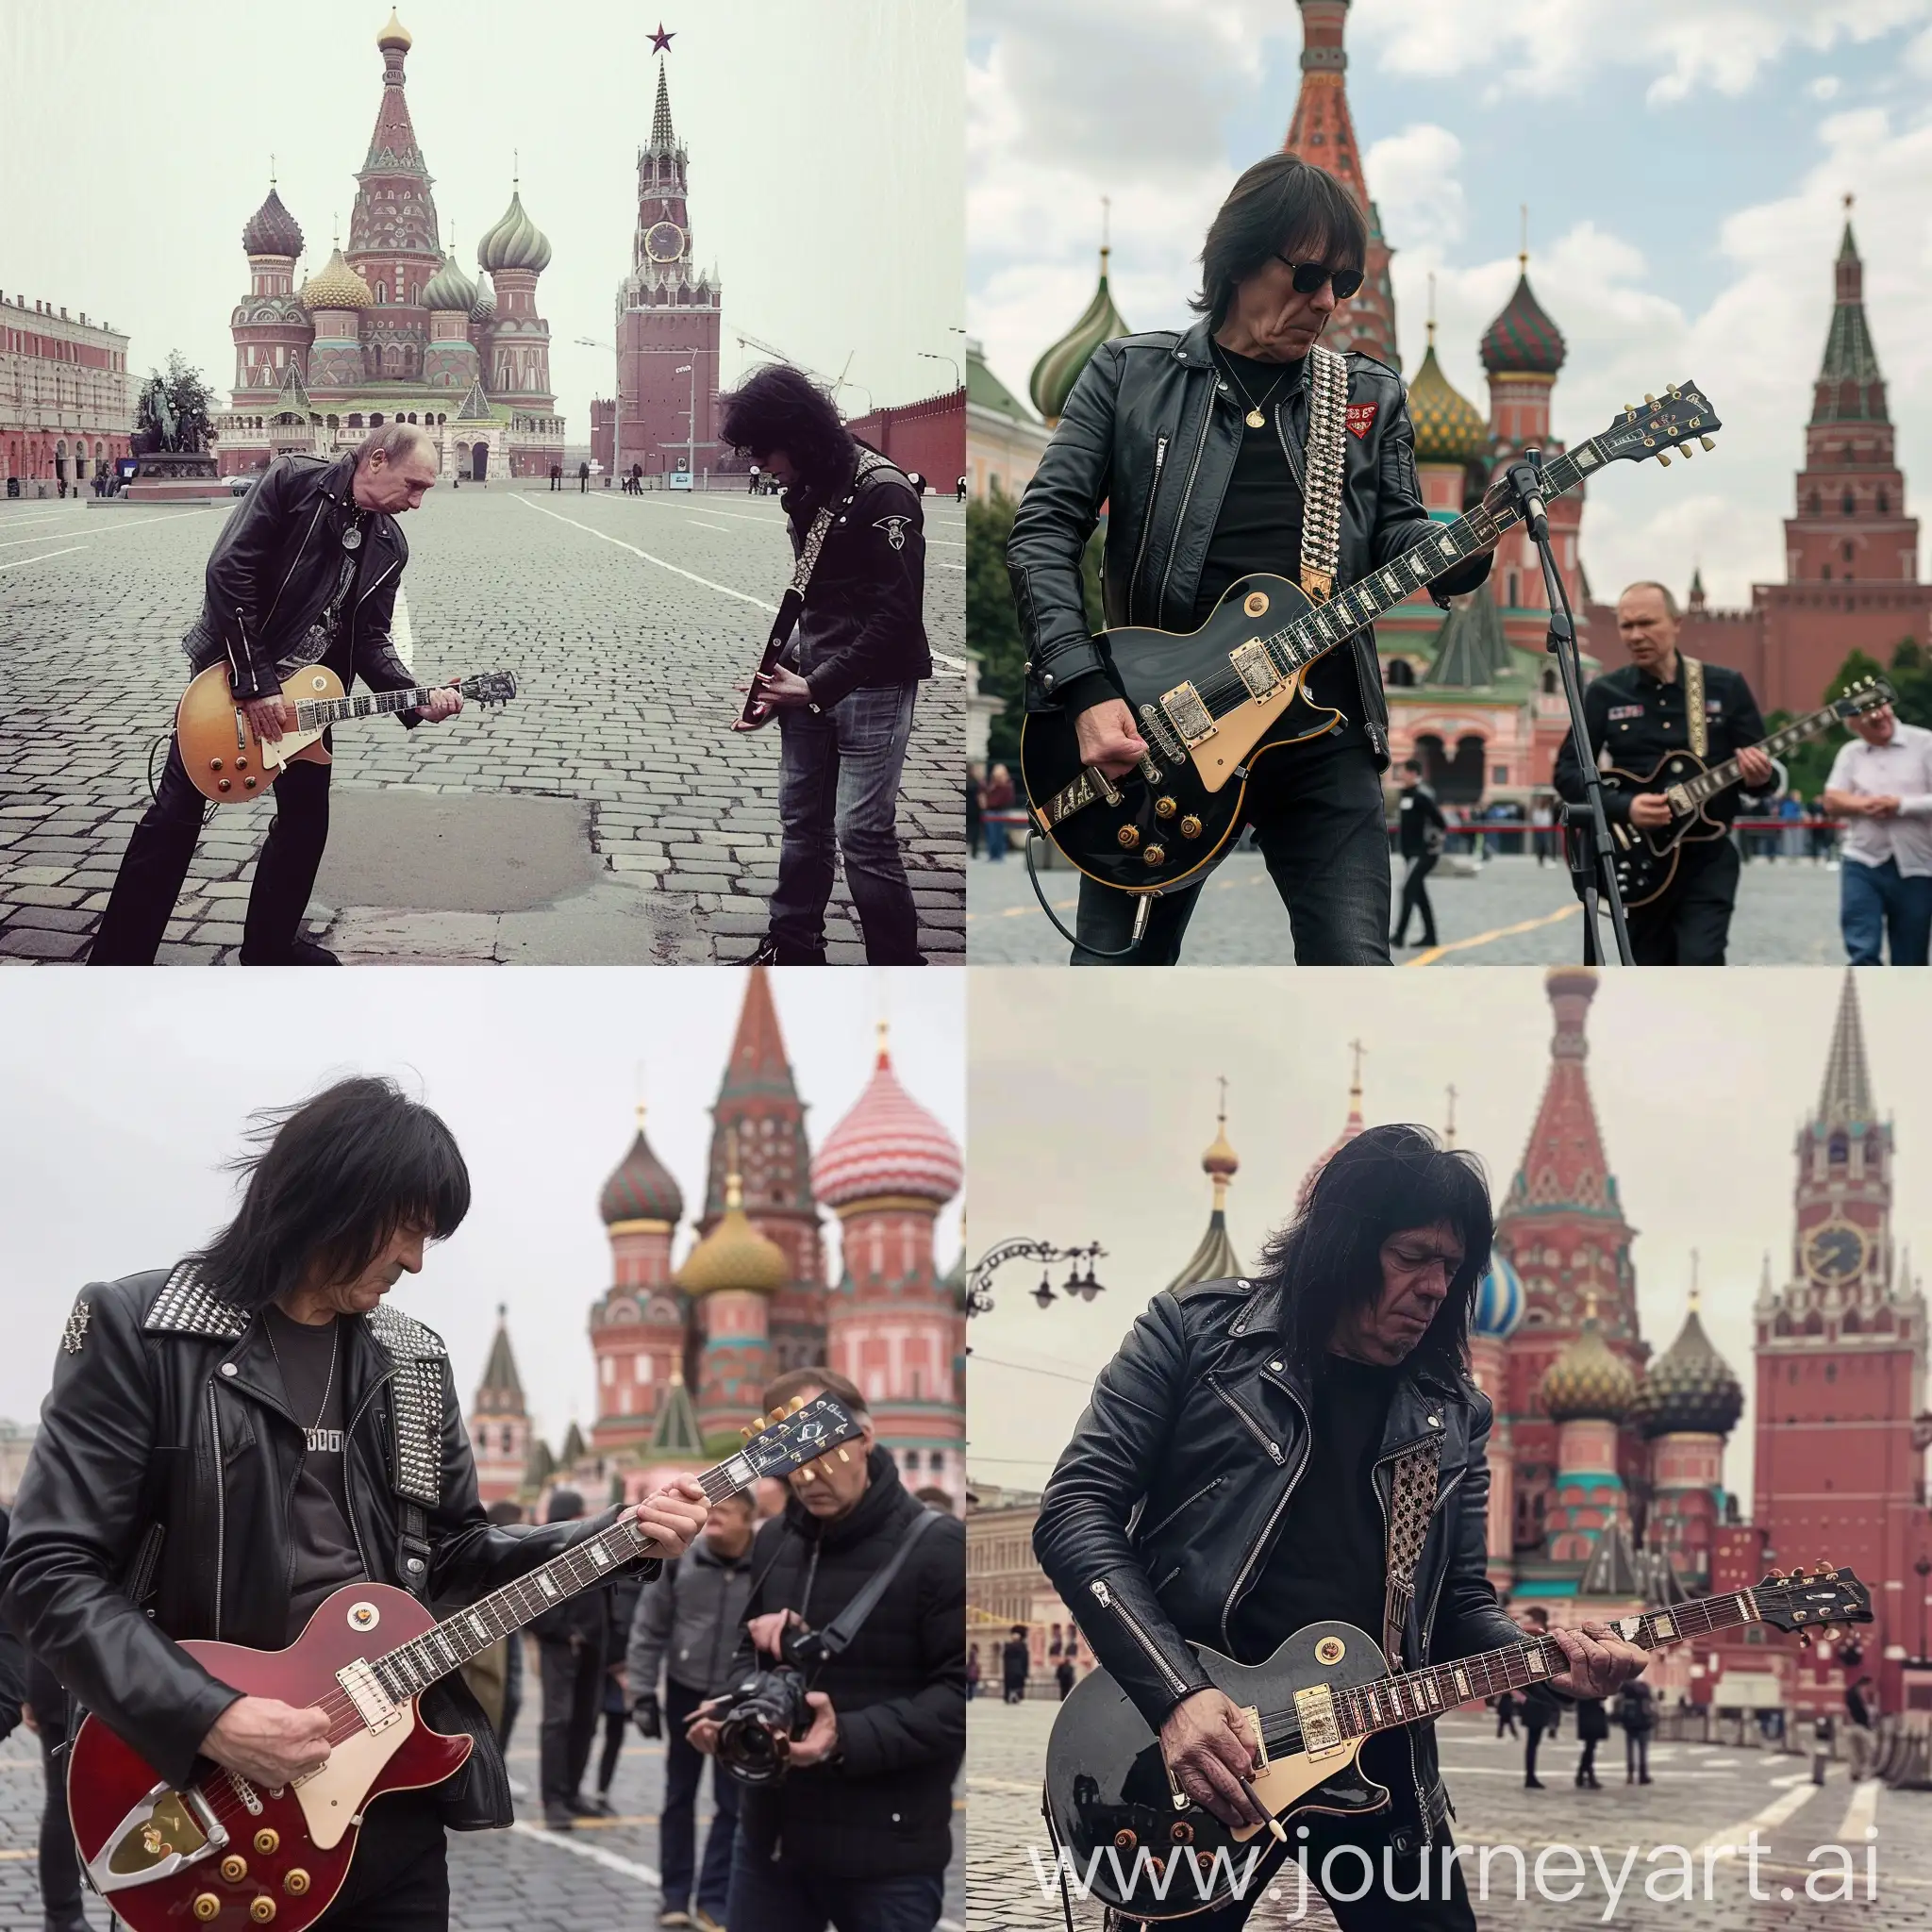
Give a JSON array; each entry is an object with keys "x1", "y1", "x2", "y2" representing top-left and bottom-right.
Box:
[{"x1": 1823, "y1": 702, "x2": 1932, "y2": 965}]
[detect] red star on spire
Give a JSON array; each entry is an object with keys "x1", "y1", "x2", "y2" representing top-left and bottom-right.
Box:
[{"x1": 649, "y1": 23, "x2": 674, "y2": 54}]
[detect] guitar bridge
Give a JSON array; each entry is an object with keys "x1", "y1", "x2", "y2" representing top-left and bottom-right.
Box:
[
  {"x1": 1158, "y1": 681, "x2": 1216, "y2": 748},
  {"x1": 88, "y1": 1781, "x2": 227, "y2": 1895},
  {"x1": 1138, "y1": 704, "x2": 1184, "y2": 766},
  {"x1": 1294, "y1": 1684, "x2": 1346, "y2": 1760},
  {"x1": 1230, "y1": 640, "x2": 1281, "y2": 702}
]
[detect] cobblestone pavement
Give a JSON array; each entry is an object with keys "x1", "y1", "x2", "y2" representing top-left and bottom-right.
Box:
[
  {"x1": 966, "y1": 1699, "x2": 1925, "y2": 1929},
  {"x1": 0, "y1": 1716, "x2": 965, "y2": 1929},
  {"x1": 966, "y1": 849, "x2": 1846, "y2": 966},
  {"x1": 0, "y1": 488, "x2": 964, "y2": 965}
]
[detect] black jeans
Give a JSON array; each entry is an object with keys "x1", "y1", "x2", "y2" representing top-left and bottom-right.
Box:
[
  {"x1": 1576, "y1": 1739, "x2": 1600, "y2": 1784},
  {"x1": 726, "y1": 1834, "x2": 944, "y2": 1932},
  {"x1": 596, "y1": 1703, "x2": 626, "y2": 1793},
  {"x1": 661, "y1": 1677, "x2": 741, "y2": 1917},
  {"x1": 1391, "y1": 851, "x2": 1440, "y2": 945},
  {"x1": 312, "y1": 1792, "x2": 448, "y2": 1930},
  {"x1": 38, "y1": 1701, "x2": 82, "y2": 1920},
  {"x1": 1625, "y1": 1731, "x2": 1650, "y2": 1779},
  {"x1": 1626, "y1": 838, "x2": 1740, "y2": 965},
  {"x1": 1524, "y1": 1724, "x2": 1547, "y2": 1780},
  {"x1": 89, "y1": 733, "x2": 332, "y2": 963},
  {"x1": 1070, "y1": 729, "x2": 1391, "y2": 964},
  {"x1": 538, "y1": 1637, "x2": 605, "y2": 1807}
]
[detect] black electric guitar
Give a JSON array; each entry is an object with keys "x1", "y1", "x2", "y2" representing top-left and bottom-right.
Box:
[
  {"x1": 1573, "y1": 675, "x2": 1895, "y2": 908},
  {"x1": 1020, "y1": 384, "x2": 1722, "y2": 894},
  {"x1": 1044, "y1": 1564, "x2": 1871, "y2": 1920}
]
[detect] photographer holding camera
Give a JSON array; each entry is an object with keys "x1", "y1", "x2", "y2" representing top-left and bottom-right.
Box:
[{"x1": 687, "y1": 1369, "x2": 965, "y2": 1932}]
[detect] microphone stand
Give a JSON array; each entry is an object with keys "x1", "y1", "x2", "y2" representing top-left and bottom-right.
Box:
[{"x1": 1506, "y1": 450, "x2": 1634, "y2": 966}]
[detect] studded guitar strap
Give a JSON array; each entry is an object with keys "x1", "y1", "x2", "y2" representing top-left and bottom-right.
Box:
[
  {"x1": 1380, "y1": 1440, "x2": 1441, "y2": 1673},
  {"x1": 1298, "y1": 344, "x2": 1350, "y2": 606},
  {"x1": 1680, "y1": 653, "x2": 1708, "y2": 760}
]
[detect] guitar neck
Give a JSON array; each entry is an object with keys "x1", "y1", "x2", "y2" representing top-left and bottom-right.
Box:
[
  {"x1": 293, "y1": 684, "x2": 446, "y2": 727},
  {"x1": 1675, "y1": 701, "x2": 1842, "y2": 808},
  {"x1": 365, "y1": 1451, "x2": 758, "y2": 1702}
]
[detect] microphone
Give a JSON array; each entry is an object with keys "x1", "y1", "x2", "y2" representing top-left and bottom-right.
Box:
[{"x1": 1507, "y1": 458, "x2": 1549, "y2": 541}]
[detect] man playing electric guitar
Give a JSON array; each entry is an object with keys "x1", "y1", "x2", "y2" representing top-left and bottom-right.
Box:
[
  {"x1": 1553, "y1": 580, "x2": 1774, "y2": 965},
  {"x1": 0, "y1": 1077, "x2": 708, "y2": 1932},
  {"x1": 1033, "y1": 1125, "x2": 1646, "y2": 1928},
  {"x1": 1007, "y1": 155, "x2": 1496, "y2": 964}
]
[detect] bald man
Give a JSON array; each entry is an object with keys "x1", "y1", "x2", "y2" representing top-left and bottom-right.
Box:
[
  {"x1": 1554, "y1": 580, "x2": 1773, "y2": 965},
  {"x1": 91, "y1": 425, "x2": 463, "y2": 965}
]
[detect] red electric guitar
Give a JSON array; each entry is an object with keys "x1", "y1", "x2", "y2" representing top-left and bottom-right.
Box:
[{"x1": 69, "y1": 1393, "x2": 862, "y2": 1931}]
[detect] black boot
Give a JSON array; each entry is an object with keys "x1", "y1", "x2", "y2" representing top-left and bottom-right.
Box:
[{"x1": 732, "y1": 932, "x2": 826, "y2": 966}]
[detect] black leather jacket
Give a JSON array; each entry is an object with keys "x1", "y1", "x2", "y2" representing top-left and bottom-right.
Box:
[
  {"x1": 0, "y1": 1270, "x2": 655, "y2": 1827},
  {"x1": 184, "y1": 452, "x2": 420, "y2": 709},
  {"x1": 1033, "y1": 1274, "x2": 1524, "y2": 1844},
  {"x1": 1007, "y1": 320, "x2": 1492, "y2": 766}
]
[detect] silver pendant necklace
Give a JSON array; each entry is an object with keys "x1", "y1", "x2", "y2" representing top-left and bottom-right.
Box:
[{"x1": 266, "y1": 1313, "x2": 341, "y2": 1454}]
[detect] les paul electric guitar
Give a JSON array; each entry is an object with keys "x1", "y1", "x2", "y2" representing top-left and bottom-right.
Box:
[
  {"x1": 175, "y1": 663, "x2": 519, "y2": 806},
  {"x1": 69, "y1": 1393, "x2": 862, "y2": 1932},
  {"x1": 1045, "y1": 1563, "x2": 1872, "y2": 1921},
  {"x1": 1020, "y1": 383, "x2": 1723, "y2": 894},
  {"x1": 1574, "y1": 675, "x2": 1895, "y2": 908}
]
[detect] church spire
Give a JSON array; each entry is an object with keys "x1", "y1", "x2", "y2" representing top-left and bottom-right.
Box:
[
  {"x1": 1813, "y1": 197, "x2": 1887, "y2": 425},
  {"x1": 650, "y1": 58, "x2": 677, "y2": 152},
  {"x1": 1169, "y1": 1085, "x2": 1244, "y2": 1291},
  {"x1": 1816, "y1": 969, "x2": 1876, "y2": 1125},
  {"x1": 476, "y1": 1304, "x2": 525, "y2": 1411}
]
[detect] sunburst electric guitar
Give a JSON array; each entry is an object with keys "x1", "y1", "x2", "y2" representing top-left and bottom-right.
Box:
[
  {"x1": 1020, "y1": 383, "x2": 1723, "y2": 893},
  {"x1": 69, "y1": 1393, "x2": 861, "y2": 1932},
  {"x1": 1044, "y1": 1562, "x2": 1871, "y2": 1920}
]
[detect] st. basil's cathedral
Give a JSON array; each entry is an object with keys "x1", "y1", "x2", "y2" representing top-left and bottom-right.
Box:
[
  {"x1": 214, "y1": 12, "x2": 564, "y2": 483},
  {"x1": 464, "y1": 968, "x2": 967, "y2": 1519}
]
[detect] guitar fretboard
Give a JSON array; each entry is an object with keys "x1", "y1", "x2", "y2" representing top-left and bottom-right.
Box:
[
  {"x1": 292, "y1": 685, "x2": 448, "y2": 728},
  {"x1": 1672, "y1": 699, "x2": 1856, "y2": 808}
]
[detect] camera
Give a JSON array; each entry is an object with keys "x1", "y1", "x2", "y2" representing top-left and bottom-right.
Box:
[{"x1": 713, "y1": 1663, "x2": 813, "y2": 1785}]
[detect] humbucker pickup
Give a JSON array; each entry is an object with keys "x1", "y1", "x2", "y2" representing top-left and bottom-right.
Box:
[
  {"x1": 1230, "y1": 640, "x2": 1280, "y2": 702},
  {"x1": 1160, "y1": 681, "x2": 1215, "y2": 746}
]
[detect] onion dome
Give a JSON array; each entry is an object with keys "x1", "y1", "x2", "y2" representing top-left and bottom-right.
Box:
[
  {"x1": 1540, "y1": 1298, "x2": 1637, "y2": 1423},
  {"x1": 1473, "y1": 1249, "x2": 1525, "y2": 1340},
  {"x1": 1408, "y1": 324, "x2": 1489, "y2": 464},
  {"x1": 811, "y1": 1023, "x2": 963, "y2": 1208},
  {"x1": 1029, "y1": 238, "x2": 1129, "y2": 425},
  {"x1": 1169, "y1": 1102, "x2": 1243, "y2": 1293},
  {"x1": 242, "y1": 186, "x2": 304, "y2": 259},
  {"x1": 599, "y1": 1105, "x2": 684, "y2": 1227},
  {"x1": 477, "y1": 189, "x2": 554, "y2": 275},
  {"x1": 301, "y1": 246, "x2": 374, "y2": 311},
  {"x1": 1630, "y1": 1291, "x2": 1743, "y2": 1439},
  {"x1": 376, "y1": 8, "x2": 412, "y2": 52},
  {"x1": 1480, "y1": 261, "x2": 1566, "y2": 376},
  {"x1": 422, "y1": 245, "x2": 477, "y2": 314},
  {"x1": 1296, "y1": 1048, "x2": 1367, "y2": 1211},
  {"x1": 469, "y1": 270, "x2": 497, "y2": 325},
  {"x1": 1202, "y1": 1112, "x2": 1239, "y2": 1184},
  {"x1": 677, "y1": 1166, "x2": 787, "y2": 1296}
]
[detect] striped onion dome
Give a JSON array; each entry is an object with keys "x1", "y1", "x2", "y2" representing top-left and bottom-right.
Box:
[
  {"x1": 242, "y1": 186, "x2": 304, "y2": 259},
  {"x1": 469, "y1": 270, "x2": 497, "y2": 324},
  {"x1": 1540, "y1": 1303, "x2": 1637, "y2": 1423},
  {"x1": 1473, "y1": 1248, "x2": 1525, "y2": 1339},
  {"x1": 599, "y1": 1106, "x2": 683, "y2": 1226},
  {"x1": 1629, "y1": 1295, "x2": 1742, "y2": 1440},
  {"x1": 811, "y1": 1024, "x2": 963, "y2": 1208},
  {"x1": 422, "y1": 246, "x2": 477, "y2": 314},
  {"x1": 477, "y1": 189, "x2": 554, "y2": 275},
  {"x1": 1029, "y1": 245, "x2": 1129, "y2": 425},
  {"x1": 1408, "y1": 326, "x2": 1489, "y2": 464},
  {"x1": 677, "y1": 1169, "x2": 787, "y2": 1295},
  {"x1": 300, "y1": 246, "x2": 375, "y2": 312},
  {"x1": 1480, "y1": 265, "x2": 1566, "y2": 376}
]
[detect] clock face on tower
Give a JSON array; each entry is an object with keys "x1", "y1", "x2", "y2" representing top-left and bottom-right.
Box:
[
  {"x1": 1807, "y1": 1222, "x2": 1867, "y2": 1282},
  {"x1": 645, "y1": 221, "x2": 686, "y2": 264}
]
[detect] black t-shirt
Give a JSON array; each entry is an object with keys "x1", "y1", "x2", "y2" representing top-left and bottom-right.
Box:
[
  {"x1": 319, "y1": 515, "x2": 369, "y2": 684},
  {"x1": 263, "y1": 1307, "x2": 366, "y2": 1641},
  {"x1": 1198, "y1": 347, "x2": 1357, "y2": 719}
]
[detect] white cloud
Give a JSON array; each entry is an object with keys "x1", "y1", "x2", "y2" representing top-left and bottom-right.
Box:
[
  {"x1": 1810, "y1": 73, "x2": 1843, "y2": 97},
  {"x1": 1363, "y1": 125, "x2": 1468, "y2": 248}
]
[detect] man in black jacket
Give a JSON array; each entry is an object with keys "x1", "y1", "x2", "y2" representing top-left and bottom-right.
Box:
[
  {"x1": 0, "y1": 1076, "x2": 707, "y2": 1932},
  {"x1": 531, "y1": 1488, "x2": 610, "y2": 1831},
  {"x1": 1033, "y1": 1126, "x2": 1643, "y2": 1928},
  {"x1": 1008, "y1": 156, "x2": 1495, "y2": 965},
  {"x1": 688, "y1": 1369, "x2": 964, "y2": 1932},
  {"x1": 629, "y1": 1489, "x2": 758, "y2": 1930},
  {"x1": 1553, "y1": 580, "x2": 1774, "y2": 965},
  {"x1": 88, "y1": 425, "x2": 464, "y2": 967},
  {"x1": 1390, "y1": 759, "x2": 1449, "y2": 949},
  {"x1": 723, "y1": 366, "x2": 933, "y2": 965}
]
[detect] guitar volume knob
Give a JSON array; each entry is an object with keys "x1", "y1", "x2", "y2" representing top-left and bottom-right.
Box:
[
  {"x1": 1114, "y1": 1829, "x2": 1137, "y2": 1850},
  {"x1": 283, "y1": 1870, "x2": 311, "y2": 1896},
  {"x1": 254, "y1": 1829, "x2": 279, "y2": 1856},
  {"x1": 1143, "y1": 846, "x2": 1166, "y2": 867},
  {"x1": 1154, "y1": 796, "x2": 1177, "y2": 819},
  {"x1": 221, "y1": 1854, "x2": 248, "y2": 1882},
  {"x1": 250, "y1": 1897, "x2": 277, "y2": 1923},
  {"x1": 208, "y1": 758, "x2": 223, "y2": 772},
  {"x1": 1116, "y1": 825, "x2": 1140, "y2": 849},
  {"x1": 1179, "y1": 815, "x2": 1203, "y2": 839},
  {"x1": 192, "y1": 1898, "x2": 221, "y2": 1924}
]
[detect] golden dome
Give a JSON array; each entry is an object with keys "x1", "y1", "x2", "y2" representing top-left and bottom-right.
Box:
[
  {"x1": 1203, "y1": 1116, "x2": 1239, "y2": 1180},
  {"x1": 1540, "y1": 1298, "x2": 1638, "y2": 1423},
  {"x1": 1407, "y1": 325, "x2": 1488, "y2": 466},
  {"x1": 677, "y1": 1169, "x2": 787, "y2": 1296},
  {"x1": 377, "y1": 9, "x2": 413, "y2": 52},
  {"x1": 301, "y1": 246, "x2": 375, "y2": 312}
]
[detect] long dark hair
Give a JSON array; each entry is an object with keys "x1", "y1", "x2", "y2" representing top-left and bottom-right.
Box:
[
  {"x1": 188, "y1": 1076, "x2": 471, "y2": 1310},
  {"x1": 1192, "y1": 153, "x2": 1369, "y2": 334},
  {"x1": 1254, "y1": 1124, "x2": 1493, "y2": 1384},
  {"x1": 718, "y1": 363, "x2": 856, "y2": 500}
]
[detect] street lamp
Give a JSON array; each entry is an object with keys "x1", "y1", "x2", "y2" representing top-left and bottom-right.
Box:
[
  {"x1": 1915, "y1": 1553, "x2": 1930, "y2": 1662},
  {"x1": 675, "y1": 363, "x2": 697, "y2": 484},
  {"x1": 964, "y1": 1239, "x2": 1107, "y2": 1320},
  {"x1": 918, "y1": 349, "x2": 961, "y2": 391},
  {"x1": 577, "y1": 336, "x2": 618, "y2": 481}
]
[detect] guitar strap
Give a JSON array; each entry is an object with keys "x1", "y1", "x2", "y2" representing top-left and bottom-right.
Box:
[
  {"x1": 1380, "y1": 1439, "x2": 1441, "y2": 1673},
  {"x1": 1298, "y1": 345, "x2": 1350, "y2": 605},
  {"x1": 1680, "y1": 654, "x2": 1707, "y2": 760}
]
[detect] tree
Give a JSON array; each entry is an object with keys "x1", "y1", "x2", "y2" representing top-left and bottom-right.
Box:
[{"x1": 1773, "y1": 642, "x2": 1923, "y2": 801}]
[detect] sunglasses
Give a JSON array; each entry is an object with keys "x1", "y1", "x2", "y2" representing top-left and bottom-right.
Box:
[{"x1": 1274, "y1": 255, "x2": 1364, "y2": 301}]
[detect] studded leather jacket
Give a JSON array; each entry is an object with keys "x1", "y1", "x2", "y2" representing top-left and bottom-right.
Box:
[
  {"x1": 1006, "y1": 320, "x2": 1493, "y2": 768},
  {"x1": 1032, "y1": 1274, "x2": 1524, "y2": 1851},
  {"x1": 0, "y1": 1268, "x2": 657, "y2": 1828}
]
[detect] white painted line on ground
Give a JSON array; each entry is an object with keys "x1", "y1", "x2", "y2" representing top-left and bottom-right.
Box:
[
  {"x1": 1692, "y1": 1777, "x2": 1819, "y2": 1857},
  {"x1": 1837, "y1": 1774, "x2": 1880, "y2": 1843},
  {"x1": 0, "y1": 545, "x2": 86, "y2": 572},
  {"x1": 0, "y1": 508, "x2": 214, "y2": 550},
  {"x1": 687, "y1": 519, "x2": 731, "y2": 533},
  {"x1": 391, "y1": 583, "x2": 413, "y2": 672},
  {"x1": 506, "y1": 1818, "x2": 663, "y2": 1886}
]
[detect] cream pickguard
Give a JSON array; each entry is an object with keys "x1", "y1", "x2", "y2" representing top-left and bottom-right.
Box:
[{"x1": 289, "y1": 1707, "x2": 416, "y2": 1849}]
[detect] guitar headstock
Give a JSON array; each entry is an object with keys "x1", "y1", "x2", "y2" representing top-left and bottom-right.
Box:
[
  {"x1": 733, "y1": 1393, "x2": 864, "y2": 1484},
  {"x1": 1576, "y1": 382, "x2": 1722, "y2": 472},
  {"x1": 458, "y1": 671, "x2": 519, "y2": 708},
  {"x1": 1832, "y1": 675, "x2": 1897, "y2": 722},
  {"x1": 1752, "y1": 1563, "x2": 1874, "y2": 1641}
]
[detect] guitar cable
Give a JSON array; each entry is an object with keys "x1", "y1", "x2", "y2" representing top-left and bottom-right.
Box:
[
  {"x1": 146, "y1": 731, "x2": 219, "y2": 828},
  {"x1": 1024, "y1": 831, "x2": 1150, "y2": 960}
]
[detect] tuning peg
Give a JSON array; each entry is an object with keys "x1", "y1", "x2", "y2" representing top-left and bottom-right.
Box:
[
  {"x1": 1700, "y1": 436, "x2": 1715, "y2": 452},
  {"x1": 739, "y1": 1424, "x2": 756, "y2": 1441},
  {"x1": 1657, "y1": 452, "x2": 1672, "y2": 467},
  {"x1": 769, "y1": 1409, "x2": 786, "y2": 1426},
  {"x1": 1644, "y1": 393, "x2": 1656, "y2": 405},
  {"x1": 791, "y1": 1397, "x2": 806, "y2": 1413},
  {"x1": 837, "y1": 1448, "x2": 851, "y2": 1463},
  {"x1": 1680, "y1": 443, "x2": 1693, "y2": 458}
]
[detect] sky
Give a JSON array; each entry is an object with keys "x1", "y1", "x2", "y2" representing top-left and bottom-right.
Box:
[
  {"x1": 965, "y1": 966, "x2": 1929, "y2": 1521},
  {"x1": 0, "y1": 968, "x2": 963, "y2": 1460},
  {"x1": 1, "y1": 0, "x2": 965, "y2": 436},
  {"x1": 969, "y1": 0, "x2": 1932, "y2": 609}
]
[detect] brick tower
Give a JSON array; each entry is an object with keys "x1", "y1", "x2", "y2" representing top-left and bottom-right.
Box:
[
  {"x1": 475, "y1": 175, "x2": 558, "y2": 456},
  {"x1": 1753, "y1": 972, "x2": 1929, "y2": 1705},
  {"x1": 813, "y1": 1023, "x2": 966, "y2": 1507},
  {"x1": 467, "y1": 1305, "x2": 530, "y2": 1504},
  {"x1": 1281, "y1": 0, "x2": 1397, "y2": 370},
  {"x1": 590, "y1": 1105, "x2": 688, "y2": 1451},
  {"x1": 615, "y1": 47, "x2": 723, "y2": 478},
  {"x1": 230, "y1": 180, "x2": 313, "y2": 401}
]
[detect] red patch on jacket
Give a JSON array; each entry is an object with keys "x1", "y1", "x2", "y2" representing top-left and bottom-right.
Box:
[{"x1": 1346, "y1": 402, "x2": 1379, "y2": 439}]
